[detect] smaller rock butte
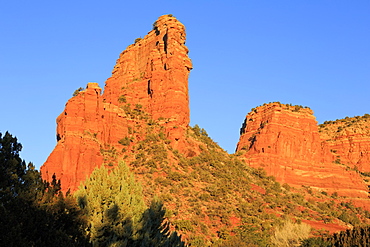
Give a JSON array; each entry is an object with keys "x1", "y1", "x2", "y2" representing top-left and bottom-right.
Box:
[
  {"x1": 319, "y1": 115, "x2": 370, "y2": 173},
  {"x1": 236, "y1": 102, "x2": 369, "y2": 201},
  {"x1": 41, "y1": 15, "x2": 192, "y2": 192}
]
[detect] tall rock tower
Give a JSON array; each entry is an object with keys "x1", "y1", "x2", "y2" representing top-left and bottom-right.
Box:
[{"x1": 41, "y1": 15, "x2": 192, "y2": 192}]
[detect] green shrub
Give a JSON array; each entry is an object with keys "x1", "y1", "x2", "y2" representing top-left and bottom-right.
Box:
[
  {"x1": 118, "y1": 137, "x2": 131, "y2": 146},
  {"x1": 118, "y1": 95, "x2": 127, "y2": 103},
  {"x1": 175, "y1": 219, "x2": 194, "y2": 232},
  {"x1": 134, "y1": 37, "x2": 142, "y2": 43},
  {"x1": 73, "y1": 87, "x2": 84, "y2": 96}
]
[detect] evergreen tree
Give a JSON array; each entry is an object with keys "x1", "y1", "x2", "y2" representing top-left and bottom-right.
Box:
[
  {"x1": 330, "y1": 226, "x2": 370, "y2": 247},
  {"x1": 300, "y1": 237, "x2": 332, "y2": 247},
  {"x1": 300, "y1": 226, "x2": 370, "y2": 247},
  {"x1": 75, "y1": 161, "x2": 147, "y2": 246},
  {"x1": 140, "y1": 198, "x2": 185, "y2": 247},
  {"x1": 0, "y1": 131, "x2": 89, "y2": 246},
  {"x1": 75, "y1": 161, "x2": 186, "y2": 246},
  {"x1": 0, "y1": 131, "x2": 27, "y2": 199}
]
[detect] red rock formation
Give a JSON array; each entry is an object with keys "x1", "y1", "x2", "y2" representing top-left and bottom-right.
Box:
[
  {"x1": 42, "y1": 83, "x2": 105, "y2": 191},
  {"x1": 104, "y1": 15, "x2": 192, "y2": 138},
  {"x1": 41, "y1": 15, "x2": 192, "y2": 192},
  {"x1": 236, "y1": 103, "x2": 369, "y2": 199},
  {"x1": 319, "y1": 115, "x2": 370, "y2": 173}
]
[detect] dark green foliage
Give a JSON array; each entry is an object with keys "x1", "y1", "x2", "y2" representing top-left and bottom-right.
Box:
[
  {"x1": 175, "y1": 219, "x2": 194, "y2": 232},
  {"x1": 302, "y1": 226, "x2": 370, "y2": 247},
  {"x1": 0, "y1": 131, "x2": 89, "y2": 246},
  {"x1": 300, "y1": 237, "x2": 332, "y2": 247},
  {"x1": 0, "y1": 131, "x2": 26, "y2": 199},
  {"x1": 361, "y1": 171, "x2": 370, "y2": 177},
  {"x1": 213, "y1": 235, "x2": 255, "y2": 247},
  {"x1": 232, "y1": 224, "x2": 270, "y2": 247},
  {"x1": 191, "y1": 124, "x2": 219, "y2": 149},
  {"x1": 119, "y1": 136, "x2": 132, "y2": 146},
  {"x1": 330, "y1": 226, "x2": 370, "y2": 247},
  {"x1": 140, "y1": 199, "x2": 186, "y2": 247},
  {"x1": 0, "y1": 190, "x2": 89, "y2": 246},
  {"x1": 118, "y1": 94, "x2": 127, "y2": 103},
  {"x1": 73, "y1": 87, "x2": 84, "y2": 96},
  {"x1": 334, "y1": 158, "x2": 341, "y2": 164}
]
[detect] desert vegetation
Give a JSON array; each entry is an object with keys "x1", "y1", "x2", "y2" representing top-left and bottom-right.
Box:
[{"x1": 2, "y1": 115, "x2": 370, "y2": 246}]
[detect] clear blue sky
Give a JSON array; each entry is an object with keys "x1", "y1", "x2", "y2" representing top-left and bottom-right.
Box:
[{"x1": 1, "y1": 1, "x2": 369, "y2": 169}]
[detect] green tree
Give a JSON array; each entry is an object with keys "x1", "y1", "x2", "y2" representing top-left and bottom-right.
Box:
[
  {"x1": 330, "y1": 226, "x2": 370, "y2": 247},
  {"x1": 0, "y1": 131, "x2": 27, "y2": 199},
  {"x1": 140, "y1": 199, "x2": 186, "y2": 247},
  {"x1": 76, "y1": 161, "x2": 185, "y2": 246},
  {"x1": 300, "y1": 237, "x2": 331, "y2": 247},
  {"x1": 76, "y1": 161, "x2": 146, "y2": 246},
  {"x1": 0, "y1": 131, "x2": 89, "y2": 246}
]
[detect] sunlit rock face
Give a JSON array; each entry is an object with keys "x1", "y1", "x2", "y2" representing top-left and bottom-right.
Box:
[
  {"x1": 41, "y1": 15, "x2": 192, "y2": 193},
  {"x1": 318, "y1": 115, "x2": 370, "y2": 173},
  {"x1": 236, "y1": 103, "x2": 369, "y2": 200}
]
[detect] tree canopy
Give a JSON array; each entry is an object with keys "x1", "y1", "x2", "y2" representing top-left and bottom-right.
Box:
[
  {"x1": 75, "y1": 161, "x2": 186, "y2": 246},
  {"x1": 0, "y1": 131, "x2": 88, "y2": 246}
]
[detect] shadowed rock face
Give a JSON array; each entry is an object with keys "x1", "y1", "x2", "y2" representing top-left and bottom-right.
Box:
[
  {"x1": 41, "y1": 15, "x2": 192, "y2": 192},
  {"x1": 236, "y1": 103, "x2": 369, "y2": 200}
]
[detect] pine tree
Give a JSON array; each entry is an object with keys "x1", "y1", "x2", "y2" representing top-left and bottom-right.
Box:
[
  {"x1": 0, "y1": 131, "x2": 89, "y2": 246},
  {"x1": 75, "y1": 161, "x2": 186, "y2": 246},
  {"x1": 140, "y1": 198, "x2": 185, "y2": 247},
  {"x1": 75, "y1": 161, "x2": 147, "y2": 246},
  {"x1": 0, "y1": 131, "x2": 26, "y2": 199}
]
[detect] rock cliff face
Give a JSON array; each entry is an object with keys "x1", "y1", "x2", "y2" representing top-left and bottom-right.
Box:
[
  {"x1": 41, "y1": 15, "x2": 192, "y2": 192},
  {"x1": 319, "y1": 115, "x2": 370, "y2": 173},
  {"x1": 104, "y1": 15, "x2": 192, "y2": 139},
  {"x1": 41, "y1": 83, "x2": 105, "y2": 191},
  {"x1": 236, "y1": 103, "x2": 369, "y2": 199}
]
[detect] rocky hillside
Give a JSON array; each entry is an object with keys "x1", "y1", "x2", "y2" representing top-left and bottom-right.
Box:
[
  {"x1": 319, "y1": 115, "x2": 370, "y2": 173},
  {"x1": 41, "y1": 15, "x2": 370, "y2": 246}
]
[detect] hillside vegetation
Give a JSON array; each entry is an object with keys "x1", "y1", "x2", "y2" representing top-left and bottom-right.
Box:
[{"x1": 2, "y1": 115, "x2": 370, "y2": 246}]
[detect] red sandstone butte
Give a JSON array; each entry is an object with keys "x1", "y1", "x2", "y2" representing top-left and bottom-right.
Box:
[
  {"x1": 41, "y1": 15, "x2": 192, "y2": 192},
  {"x1": 236, "y1": 103, "x2": 369, "y2": 199}
]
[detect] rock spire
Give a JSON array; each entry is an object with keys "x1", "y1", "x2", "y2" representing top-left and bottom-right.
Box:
[{"x1": 41, "y1": 15, "x2": 192, "y2": 192}]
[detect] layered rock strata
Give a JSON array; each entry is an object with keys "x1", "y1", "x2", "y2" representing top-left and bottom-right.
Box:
[
  {"x1": 41, "y1": 15, "x2": 192, "y2": 192},
  {"x1": 319, "y1": 115, "x2": 370, "y2": 173},
  {"x1": 236, "y1": 103, "x2": 369, "y2": 198}
]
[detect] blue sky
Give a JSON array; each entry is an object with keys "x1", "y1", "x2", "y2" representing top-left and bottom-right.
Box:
[{"x1": 1, "y1": 1, "x2": 369, "y2": 169}]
